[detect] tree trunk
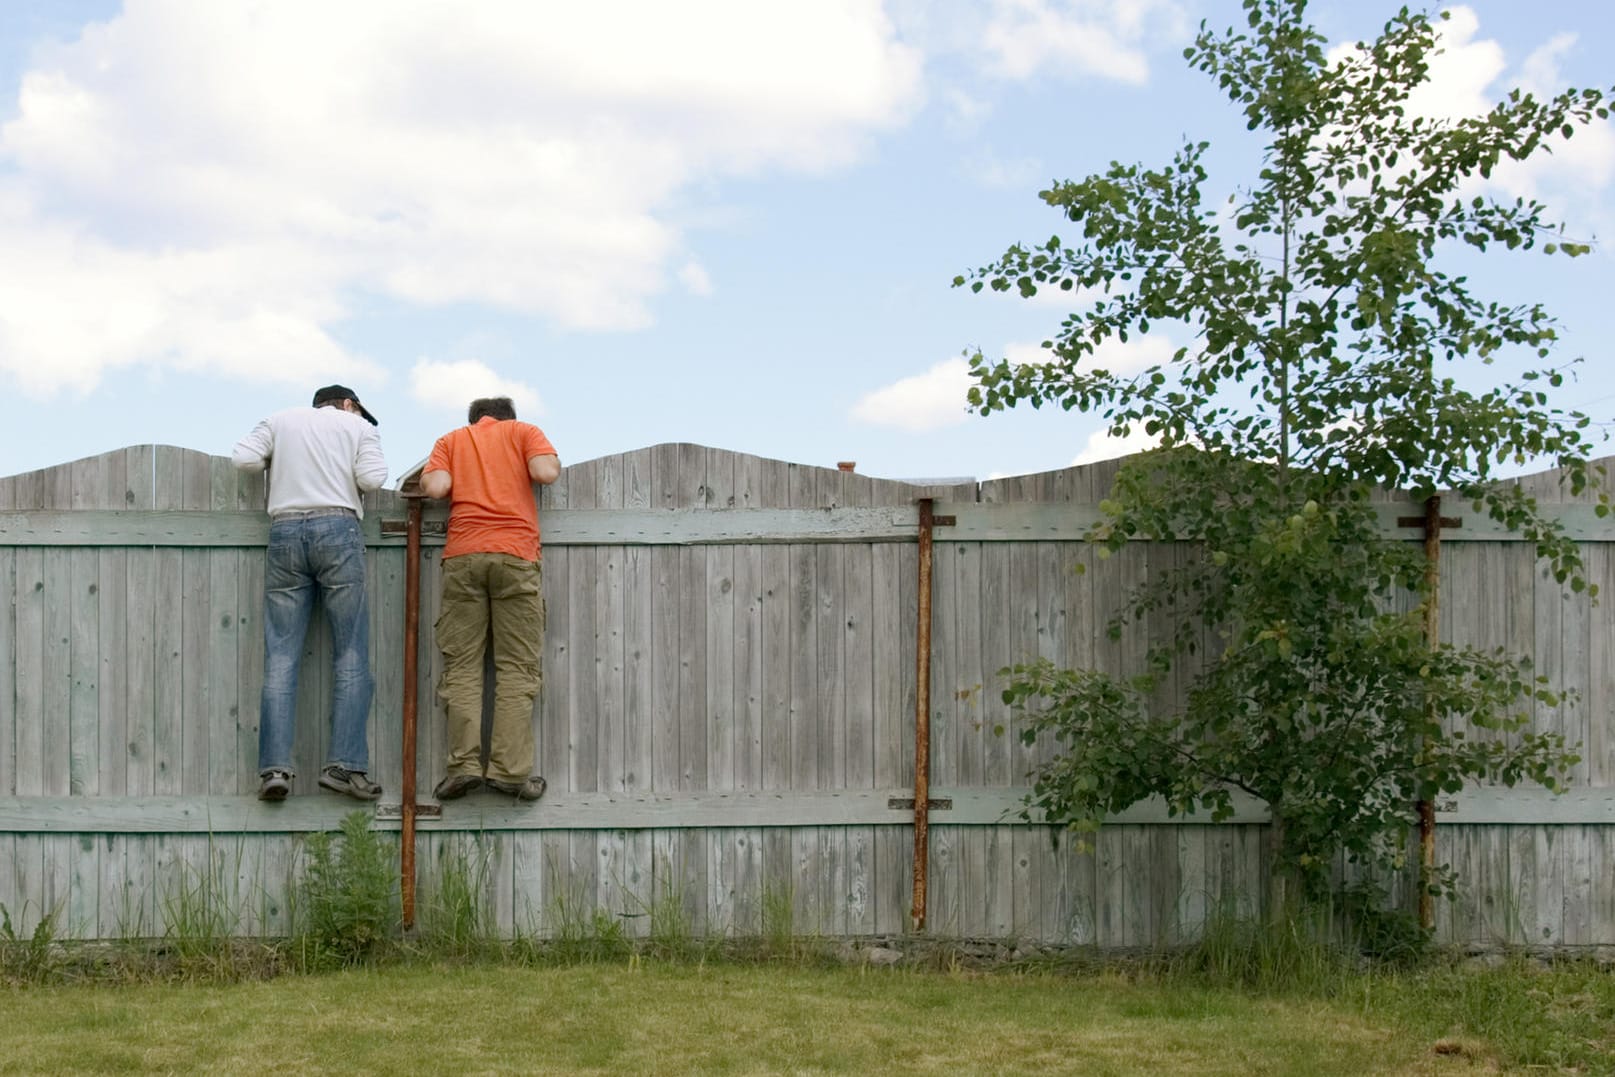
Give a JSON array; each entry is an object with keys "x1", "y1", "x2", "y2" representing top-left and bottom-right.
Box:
[{"x1": 1265, "y1": 811, "x2": 1296, "y2": 924}]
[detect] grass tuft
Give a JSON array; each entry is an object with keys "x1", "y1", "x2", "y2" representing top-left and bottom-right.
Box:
[{"x1": 292, "y1": 811, "x2": 399, "y2": 970}]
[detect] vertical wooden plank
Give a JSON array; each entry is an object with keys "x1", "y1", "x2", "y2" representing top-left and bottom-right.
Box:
[
  {"x1": 1176, "y1": 827, "x2": 1209, "y2": 943},
  {"x1": 8, "y1": 836, "x2": 42, "y2": 937},
  {"x1": 1588, "y1": 543, "x2": 1615, "y2": 789},
  {"x1": 977, "y1": 540, "x2": 1013, "y2": 789},
  {"x1": 760, "y1": 458, "x2": 792, "y2": 794},
  {"x1": 870, "y1": 826, "x2": 906, "y2": 936},
  {"x1": 676, "y1": 445, "x2": 709, "y2": 795},
  {"x1": 1095, "y1": 827, "x2": 1124, "y2": 947},
  {"x1": 756, "y1": 459, "x2": 794, "y2": 933},
  {"x1": 96, "y1": 834, "x2": 127, "y2": 940},
  {"x1": 1594, "y1": 826, "x2": 1615, "y2": 949},
  {"x1": 703, "y1": 451, "x2": 737, "y2": 935},
  {"x1": 622, "y1": 449, "x2": 654, "y2": 794},
  {"x1": 86, "y1": 453, "x2": 127, "y2": 800},
  {"x1": 927, "y1": 824, "x2": 957, "y2": 936},
  {"x1": 209, "y1": 568, "x2": 241, "y2": 791},
  {"x1": 43, "y1": 834, "x2": 74, "y2": 937},
  {"x1": 486, "y1": 834, "x2": 514, "y2": 938},
  {"x1": 593, "y1": 828, "x2": 625, "y2": 934},
  {"x1": 512, "y1": 831, "x2": 545, "y2": 935},
  {"x1": 35, "y1": 464, "x2": 75, "y2": 800},
  {"x1": 953, "y1": 541, "x2": 984, "y2": 789},
  {"x1": 116, "y1": 832, "x2": 153, "y2": 939},
  {"x1": 12, "y1": 475, "x2": 44, "y2": 797},
  {"x1": 535, "y1": 829, "x2": 569, "y2": 937},
  {"x1": 564, "y1": 459, "x2": 599, "y2": 793},
  {"x1": 733, "y1": 454, "x2": 764, "y2": 794},
  {"x1": 705, "y1": 449, "x2": 736, "y2": 795},
  {"x1": 367, "y1": 544, "x2": 403, "y2": 796},
  {"x1": 870, "y1": 543, "x2": 907, "y2": 792},
  {"x1": 177, "y1": 453, "x2": 213, "y2": 794},
  {"x1": 811, "y1": 470, "x2": 847, "y2": 935},
  {"x1": 67, "y1": 544, "x2": 99, "y2": 796},
  {"x1": 1008, "y1": 540, "x2": 1041, "y2": 794},
  {"x1": 150, "y1": 450, "x2": 184, "y2": 796},
  {"x1": 65, "y1": 456, "x2": 103, "y2": 802},
  {"x1": 841, "y1": 473, "x2": 877, "y2": 937},
  {"x1": 649, "y1": 445, "x2": 680, "y2": 793},
  {"x1": 729, "y1": 827, "x2": 762, "y2": 936},
  {"x1": 595, "y1": 456, "x2": 627, "y2": 799},
  {"x1": 0, "y1": 544, "x2": 12, "y2": 802},
  {"x1": 419, "y1": 549, "x2": 449, "y2": 794},
  {"x1": 539, "y1": 535, "x2": 570, "y2": 794},
  {"x1": 565, "y1": 458, "x2": 604, "y2": 923},
  {"x1": 0, "y1": 464, "x2": 13, "y2": 897}
]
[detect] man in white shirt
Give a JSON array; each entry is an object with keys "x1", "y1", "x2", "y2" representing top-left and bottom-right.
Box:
[{"x1": 233, "y1": 385, "x2": 388, "y2": 802}]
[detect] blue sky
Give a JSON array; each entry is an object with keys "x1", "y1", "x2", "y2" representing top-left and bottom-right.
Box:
[{"x1": 0, "y1": 0, "x2": 1611, "y2": 485}]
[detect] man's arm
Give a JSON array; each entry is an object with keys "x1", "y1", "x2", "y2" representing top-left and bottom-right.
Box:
[
  {"x1": 420, "y1": 469, "x2": 452, "y2": 499},
  {"x1": 528, "y1": 454, "x2": 560, "y2": 485},
  {"x1": 232, "y1": 420, "x2": 273, "y2": 472},
  {"x1": 354, "y1": 428, "x2": 388, "y2": 492}
]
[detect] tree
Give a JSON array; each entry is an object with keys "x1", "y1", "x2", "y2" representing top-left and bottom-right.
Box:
[{"x1": 956, "y1": 0, "x2": 1609, "y2": 909}]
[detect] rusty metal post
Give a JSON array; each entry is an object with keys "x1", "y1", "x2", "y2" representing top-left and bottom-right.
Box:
[
  {"x1": 1417, "y1": 494, "x2": 1442, "y2": 932},
  {"x1": 911, "y1": 497, "x2": 935, "y2": 932},
  {"x1": 400, "y1": 493, "x2": 424, "y2": 929}
]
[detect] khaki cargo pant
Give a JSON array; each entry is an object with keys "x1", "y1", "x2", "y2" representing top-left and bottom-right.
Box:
[{"x1": 435, "y1": 553, "x2": 545, "y2": 784}]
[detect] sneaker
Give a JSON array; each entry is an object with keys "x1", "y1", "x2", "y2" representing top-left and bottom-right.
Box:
[
  {"x1": 433, "y1": 773, "x2": 482, "y2": 800},
  {"x1": 258, "y1": 769, "x2": 292, "y2": 802},
  {"x1": 485, "y1": 775, "x2": 546, "y2": 802},
  {"x1": 318, "y1": 765, "x2": 382, "y2": 801}
]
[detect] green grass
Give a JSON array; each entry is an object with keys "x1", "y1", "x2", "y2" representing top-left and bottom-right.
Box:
[{"x1": 0, "y1": 962, "x2": 1510, "y2": 1076}]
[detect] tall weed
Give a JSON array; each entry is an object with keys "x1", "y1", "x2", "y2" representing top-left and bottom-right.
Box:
[
  {"x1": 294, "y1": 811, "x2": 398, "y2": 968},
  {"x1": 0, "y1": 901, "x2": 62, "y2": 983}
]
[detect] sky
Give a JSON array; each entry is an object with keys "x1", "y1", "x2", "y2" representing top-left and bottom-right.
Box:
[{"x1": 0, "y1": 0, "x2": 1612, "y2": 486}]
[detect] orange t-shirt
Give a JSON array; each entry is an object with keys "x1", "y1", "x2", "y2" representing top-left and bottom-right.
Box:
[{"x1": 426, "y1": 417, "x2": 558, "y2": 561}]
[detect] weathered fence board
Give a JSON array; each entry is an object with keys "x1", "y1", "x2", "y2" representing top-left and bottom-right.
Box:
[{"x1": 0, "y1": 444, "x2": 1611, "y2": 948}]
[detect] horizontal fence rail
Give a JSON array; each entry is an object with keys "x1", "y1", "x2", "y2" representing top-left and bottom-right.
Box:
[
  {"x1": 4, "y1": 502, "x2": 1614, "y2": 548},
  {"x1": 1, "y1": 788, "x2": 1612, "y2": 833}
]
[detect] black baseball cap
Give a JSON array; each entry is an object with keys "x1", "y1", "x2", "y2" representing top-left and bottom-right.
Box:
[{"x1": 312, "y1": 385, "x2": 378, "y2": 426}]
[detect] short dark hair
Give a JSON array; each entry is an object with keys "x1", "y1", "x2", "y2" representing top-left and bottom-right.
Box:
[{"x1": 468, "y1": 397, "x2": 517, "y2": 423}]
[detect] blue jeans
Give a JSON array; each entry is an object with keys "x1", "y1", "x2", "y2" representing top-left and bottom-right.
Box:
[{"x1": 258, "y1": 509, "x2": 374, "y2": 776}]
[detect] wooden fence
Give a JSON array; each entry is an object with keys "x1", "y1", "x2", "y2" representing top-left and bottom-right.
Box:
[{"x1": 0, "y1": 444, "x2": 1610, "y2": 948}]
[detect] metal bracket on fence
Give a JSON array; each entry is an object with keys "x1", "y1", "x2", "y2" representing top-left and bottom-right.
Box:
[
  {"x1": 931, "y1": 515, "x2": 957, "y2": 527},
  {"x1": 381, "y1": 519, "x2": 446, "y2": 536},
  {"x1": 1397, "y1": 515, "x2": 1462, "y2": 529},
  {"x1": 375, "y1": 803, "x2": 443, "y2": 820},
  {"x1": 888, "y1": 797, "x2": 953, "y2": 812}
]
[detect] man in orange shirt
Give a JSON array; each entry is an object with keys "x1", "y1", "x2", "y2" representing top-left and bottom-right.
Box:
[{"x1": 420, "y1": 396, "x2": 560, "y2": 801}]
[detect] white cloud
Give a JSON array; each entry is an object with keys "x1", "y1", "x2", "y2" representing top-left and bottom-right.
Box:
[
  {"x1": 1400, "y1": 7, "x2": 1505, "y2": 122},
  {"x1": 851, "y1": 357, "x2": 974, "y2": 432},
  {"x1": 962, "y1": 151, "x2": 1045, "y2": 190},
  {"x1": 1071, "y1": 424, "x2": 1159, "y2": 465},
  {"x1": 979, "y1": 0, "x2": 1187, "y2": 85},
  {"x1": 1004, "y1": 333, "x2": 1176, "y2": 376},
  {"x1": 0, "y1": 0, "x2": 922, "y2": 396},
  {"x1": 409, "y1": 359, "x2": 542, "y2": 418},
  {"x1": 1327, "y1": 8, "x2": 1615, "y2": 211},
  {"x1": 853, "y1": 334, "x2": 1175, "y2": 433},
  {"x1": 941, "y1": 87, "x2": 991, "y2": 132},
  {"x1": 677, "y1": 261, "x2": 714, "y2": 297}
]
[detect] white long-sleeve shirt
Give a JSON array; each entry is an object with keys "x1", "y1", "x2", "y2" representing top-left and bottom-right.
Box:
[{"x1": 232, "y1": 406, "x2": 388, "y2": 517}]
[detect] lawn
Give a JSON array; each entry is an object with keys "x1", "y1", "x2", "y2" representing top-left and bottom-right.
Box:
[{"x1": 3, "y1": 960, "x2": 1596, "y2": 1076}]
